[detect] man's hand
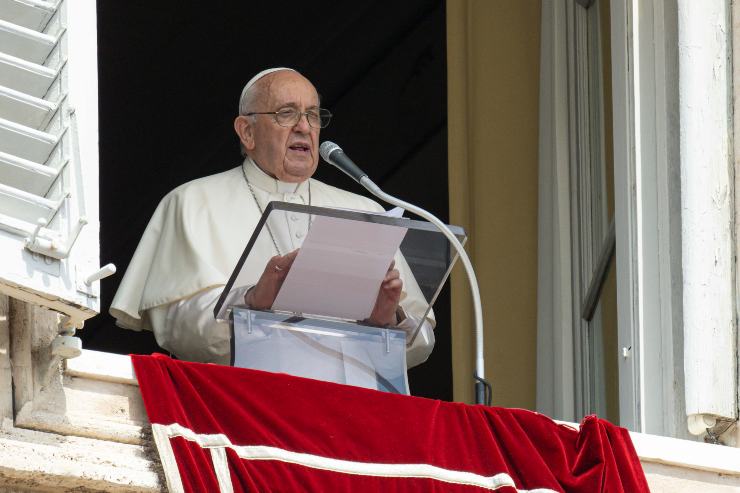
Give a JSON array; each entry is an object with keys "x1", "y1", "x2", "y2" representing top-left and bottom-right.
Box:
[
  {"x1": 368, "y1": 260, "x2": 403, "y2": 326},
  {"x1": 244, "y1": 250, "x2": 299, "y2": 310}
]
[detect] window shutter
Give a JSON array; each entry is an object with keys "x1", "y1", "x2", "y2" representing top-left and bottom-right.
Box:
[{"x1": 0, "y1": 0, "x2": 103, "y2": 329}]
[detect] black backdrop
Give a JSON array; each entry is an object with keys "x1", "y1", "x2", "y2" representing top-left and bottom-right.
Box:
[{"x1": 85, "y1": 0, "x2": 451, "y2": 400}]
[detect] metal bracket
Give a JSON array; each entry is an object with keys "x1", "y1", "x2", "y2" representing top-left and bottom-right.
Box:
[
  {"x1": 25, "y1": 216, "x2": 87, "y2": 260},
  {"x1": 84, "y1": 263, "x2": 116, "y2": 286},
  {"x1": 76, "y1": 263, "x2": 117, "y2": 297}
]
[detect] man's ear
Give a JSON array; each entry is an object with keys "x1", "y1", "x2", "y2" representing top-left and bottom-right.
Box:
[{"x1": 234, "y1": 116, "x2": 256, "y2": 151}]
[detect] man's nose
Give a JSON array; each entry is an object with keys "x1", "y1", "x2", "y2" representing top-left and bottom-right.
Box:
[{"x1": 293, "y1": 113, "x2": 311, "y2": 132}]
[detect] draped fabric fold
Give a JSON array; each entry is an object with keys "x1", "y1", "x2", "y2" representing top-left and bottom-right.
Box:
[{"x1": 132, "y1": 354, "x2": 649, "y2": 492}]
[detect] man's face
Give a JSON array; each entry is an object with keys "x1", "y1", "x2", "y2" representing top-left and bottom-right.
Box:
[{"x1": 239, "y1": 72, "x2": 321, "y2": 183}]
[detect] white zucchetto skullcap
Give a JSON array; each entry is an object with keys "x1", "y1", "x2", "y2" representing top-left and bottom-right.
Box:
[{"x1": 238, "y1": 67, "x2": 297, "y2": 113}]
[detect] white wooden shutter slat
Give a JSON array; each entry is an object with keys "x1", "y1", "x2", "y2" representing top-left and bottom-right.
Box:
[
  {"x1": 0, "y1": 116, "x2": 57, "y2": 162},
  {"x1": 0, "y1": 84, "x2": 56, "y2": 129},
  {"x1": 0, "y1": 52, "x2": 56, "y2": 97},
  {"x1": 0, "y1": 0, "x2": 54, "y2": 32},
  {"x1": 0, "y1": 18, "x2": 56, "y2": 64},
  {"x1": 0, "y1": 181, "x2": 59, "y2": 224},
  {"x1": 0, "y1": 210, "x2": 41, "y2": 236},
  {"x1": 0, "y1": 151, "x2": 57, "y2": 196}
]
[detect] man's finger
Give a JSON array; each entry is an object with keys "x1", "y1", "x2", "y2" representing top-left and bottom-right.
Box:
[
  {"x1": 382, "y1": 278, "x2": 403, "y2": 291},
  {"x1": 270, "y1": 250, "x2": 299, "y2": 274},
  {"x1": 286, "y1": 249, "x2": 300, "y2": 259},
  {"x1": 282, "y1": 249, "x2": 299, "y2": 269},
  {"x1": 384, "y1": 268, "x2": 401, "y2": 282},
  {"x1": 264, "y1": 255, "x2": 284, "y2": 275}
]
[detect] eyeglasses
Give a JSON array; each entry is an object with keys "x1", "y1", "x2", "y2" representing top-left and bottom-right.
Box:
[{"x1": 244, "y1": 107, "x2": 332, "y2": 129}]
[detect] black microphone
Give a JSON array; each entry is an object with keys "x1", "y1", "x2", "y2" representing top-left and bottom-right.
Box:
[{"x1": 319, "y1": 141, "x2": 368, "y2": 183}]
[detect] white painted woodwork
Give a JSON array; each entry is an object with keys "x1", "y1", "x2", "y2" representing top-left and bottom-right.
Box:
[
  {"x1": 0, "y1": 274, "x2": 97, "y2": 331},
  {"x1": 83, "y1": 262, "x2": 116, "y2": 288},
  {"x1": 0, "y1": 84, "x2": 56, "y2": 129},
  {"x1": 677, "y1": 0, "x2": 737, "y2": 424},
  {"x1": 0, "y1": 116, "x2": 57, "y2": 162},
  {"x1": 0, "y1": 0, "x2": 102, "y2": 324},
  {"x1": 611, "y1": 0, "x2": 643, "y2": 434},
  {"x1": 0, "y1": 51, "x2": 56, "y2": 97},
  {"x1": 0, "y1": 0, "x2": 54, "y2": 32},
  {"x1": 634, "y1": 0, "x2": 686, "y2": 438},
  {"x1": 647, "y1": 0, "x2": 689, "y2": 441},
  {"x1": 0, "y1": 181, "x2": 60, "y2": 224},
  {"x1": 0, "y1": 18, "x2": 56, "y2": 64},
  {"x1": 609, "y1": 0, "x2": 687, "y2": 437},
  {"x1": 0, "y1": 150, "x2": 58, "y2": 195}
]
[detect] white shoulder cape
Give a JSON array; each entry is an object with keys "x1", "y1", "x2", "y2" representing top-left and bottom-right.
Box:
[{"x1": 110, "y1": 161, "x2": 398, "y2": 331}]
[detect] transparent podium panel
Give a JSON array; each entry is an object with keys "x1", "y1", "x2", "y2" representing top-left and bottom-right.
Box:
[
  {"x1": 215, "y1": 202, "x2": 466, "y2": 329},
  {"x1": 215, "y1": 202, "x2": 466, "y2": 393},
  {"x1": 231, "y1": 307, "x2": 409, "y2": 394}
]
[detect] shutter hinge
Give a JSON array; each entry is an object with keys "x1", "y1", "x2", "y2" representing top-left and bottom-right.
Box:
[{"x1": 25, "y1": 216, "x2": 87, "y2": 260}]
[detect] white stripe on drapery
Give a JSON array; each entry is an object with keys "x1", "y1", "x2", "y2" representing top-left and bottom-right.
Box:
[
  {"x1": 151, "y1": 423, "x2": 559, "y2": 492},
  {"x1": 151, "y1": 423, "x2": 185, "y2": 493},
  {"x1": 210, "y1": 447, "x2": 234, "y2": 493}
]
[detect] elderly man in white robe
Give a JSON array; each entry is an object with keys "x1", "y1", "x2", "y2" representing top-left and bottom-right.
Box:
[{"x1": 110, "y1": 67, "x2": 434, "y2": 380}]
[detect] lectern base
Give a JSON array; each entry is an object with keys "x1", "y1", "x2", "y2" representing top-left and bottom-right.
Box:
[{"x1": 230, "y1": 307, "x2": 409, "y2": 394}]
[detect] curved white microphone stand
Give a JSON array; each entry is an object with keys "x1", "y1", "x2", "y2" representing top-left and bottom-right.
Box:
[{"x1": 318, "y1": 141, "x2": 490, "y2": 404}]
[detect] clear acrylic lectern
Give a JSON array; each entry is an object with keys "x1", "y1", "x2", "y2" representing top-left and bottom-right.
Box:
[{"x1": 214, "y1": 202, "x2": 466, "y2": 394}]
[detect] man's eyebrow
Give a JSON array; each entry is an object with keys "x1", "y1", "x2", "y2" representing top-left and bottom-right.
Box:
[{"x1": 277, "y1": 102, "x2": 320, "y2": 110}]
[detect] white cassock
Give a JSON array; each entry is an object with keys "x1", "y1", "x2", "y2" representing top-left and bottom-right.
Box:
[{"x1": 110, "y1": 157, "x2": 435, "y2": 371}]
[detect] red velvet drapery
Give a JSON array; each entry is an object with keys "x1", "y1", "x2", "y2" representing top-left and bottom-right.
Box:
[{"x1": 132, "y1": 354, "x2": 649, "y2": 492}]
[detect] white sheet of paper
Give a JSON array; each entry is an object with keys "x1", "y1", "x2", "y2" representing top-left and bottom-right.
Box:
[
  {"x1": 383, "y1": 206, "x2": 405, "y2": 218},
  {"x1": 272, "y1": 215, "x2": 408, "y2": 320}
]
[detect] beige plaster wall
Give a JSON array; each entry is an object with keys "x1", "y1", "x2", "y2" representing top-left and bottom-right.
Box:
[{"x1": 447, "y1": 0, "x2": 541, "y2": 406}]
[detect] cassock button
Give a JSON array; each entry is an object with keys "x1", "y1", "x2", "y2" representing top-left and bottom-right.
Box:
[
  {"x1": 295, "y1": 230, "x2": 305, "y2": 239},
  {"x1": 290, "y1": 214, "x2": 299, "y2": 221}
]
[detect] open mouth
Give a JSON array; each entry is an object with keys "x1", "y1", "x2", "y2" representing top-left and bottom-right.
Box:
[{"x1": 288, "y1": 143, "x2": 310, "y2": 153}]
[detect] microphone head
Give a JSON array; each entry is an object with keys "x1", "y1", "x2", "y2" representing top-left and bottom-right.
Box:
[{"x1": 319, "y1": 141, "x2": 342, "y2": 163}]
